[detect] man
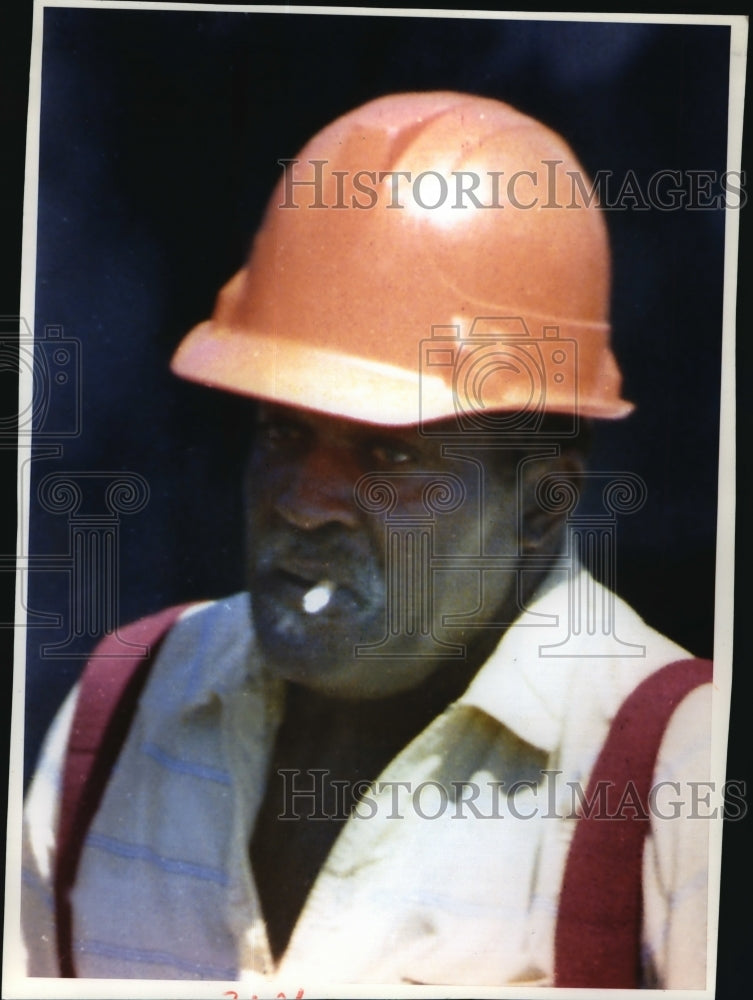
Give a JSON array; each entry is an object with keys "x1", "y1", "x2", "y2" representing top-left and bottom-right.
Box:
[{"x1": 21, "y1": 92, "x2": 712, "y2": 989}]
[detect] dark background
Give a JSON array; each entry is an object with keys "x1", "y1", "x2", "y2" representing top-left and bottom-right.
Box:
[{"x1": 2, "y1": 4, "x2": 749, "y2": 996}]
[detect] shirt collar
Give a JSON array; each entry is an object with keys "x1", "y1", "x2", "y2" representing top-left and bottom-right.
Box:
[{"x1": 457, "y1": 567, "x2": 583, "y2": 753}]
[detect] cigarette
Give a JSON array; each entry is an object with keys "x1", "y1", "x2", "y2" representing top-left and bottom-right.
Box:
[{"x1": 301, "y1": 579, "x2": 335, "y2": 614}]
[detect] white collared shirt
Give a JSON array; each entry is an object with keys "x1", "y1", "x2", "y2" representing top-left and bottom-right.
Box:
[{"x1": 21, "y1": 569, "x2": 712, "y2": 988}]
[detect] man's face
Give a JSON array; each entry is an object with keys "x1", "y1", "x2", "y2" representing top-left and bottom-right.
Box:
[{"x1": 243, "y1": 402, "x2": 535, "y2": 700}]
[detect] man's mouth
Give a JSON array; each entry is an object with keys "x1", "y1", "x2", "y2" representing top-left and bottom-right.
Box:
[{"x1": 259, "y1": 564, "x2": 369, "y2": 620}]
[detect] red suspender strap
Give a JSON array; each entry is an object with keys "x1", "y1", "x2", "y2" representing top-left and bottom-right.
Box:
[
  {"x1": 54, "y1": 602, "x2": 195, "y2": 977},
  {"x1": 554, "y1": 657, "x2": 713, "y2": 987}
]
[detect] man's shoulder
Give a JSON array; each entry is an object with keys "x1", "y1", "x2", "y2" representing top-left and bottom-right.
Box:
[
  {"x1": 166, "y1": 590, "x2": 251, "y2": 631},
  {"x1": 604, "y1": 586, "x2": 704, "y2": 699},
  {"x1": 462, "y1": 569, "x2": 704, "y2": 753},
  {"x1": 132, "y1": 591, "x2": 257, "y2": 714},
  {"x1": 165, "y1": 591, "x2": 252, "y2": 642}
]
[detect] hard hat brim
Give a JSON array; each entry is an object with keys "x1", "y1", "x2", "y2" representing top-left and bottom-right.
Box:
[{"x1": 171, "y1": 320, "x2": 635, "y2": 426}]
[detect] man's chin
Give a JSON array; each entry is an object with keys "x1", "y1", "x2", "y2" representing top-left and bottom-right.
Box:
[
  {"x1": 251, "y1": 610, "x2": 445, "y2": 701},
  {"x1": 249, "y1": 581, "x2": 469, "y2": 699},
  {"x1": 250, "y1": 590, "x2": 377, "y2": 687}
]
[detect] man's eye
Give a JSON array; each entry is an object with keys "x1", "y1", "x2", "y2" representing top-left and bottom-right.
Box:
[
  {"x1": 369, "y1": 442, "x2": 416, "y2": 467},
  {"x1": 256, "y1": 420, "x2": 305, "y2": 449}
]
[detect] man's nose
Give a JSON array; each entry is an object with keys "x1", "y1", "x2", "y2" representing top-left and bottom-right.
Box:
[{"x1": 273, "y1": 444, "x2": 361, "y2": 530}]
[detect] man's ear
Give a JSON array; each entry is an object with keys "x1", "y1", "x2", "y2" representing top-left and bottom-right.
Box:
[{"x1": 518, "y1": 449, "x2": 586, "y2": 554}]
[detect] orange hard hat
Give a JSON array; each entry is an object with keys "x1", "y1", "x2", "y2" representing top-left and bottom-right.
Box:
[{"x1": 171, "y1": 91, "x2": 633, "y2": 425}]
